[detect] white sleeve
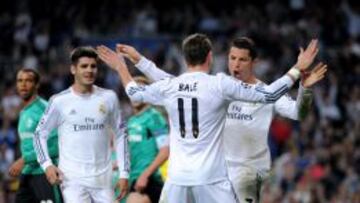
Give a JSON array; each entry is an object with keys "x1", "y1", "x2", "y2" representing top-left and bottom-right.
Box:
[
  {"x1": 109, "y1": 93, "x2": 130, "y2": 179},
  {"x1": 34, "y1": 97, "x2": 61, "y2": 171},
  {"x1": 274, "y1": 84, "x2": 313, "y2": 120},
  {"x1": 274, "y1": 94, "x2": 298, "y2": 120},
  {"x1": 219, "y1": 74, "x2": 295, "y2": 103},
  {"x1": 125, "y1": 80, "x2": 166, "y2": 106},
  {"x1": 135, "y1": 56, "x2": 174, "y2": 81}
]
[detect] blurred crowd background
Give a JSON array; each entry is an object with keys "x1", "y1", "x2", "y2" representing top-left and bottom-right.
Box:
[{"x1": 0, "y1": 0, "x2": 359, "y2": 202}]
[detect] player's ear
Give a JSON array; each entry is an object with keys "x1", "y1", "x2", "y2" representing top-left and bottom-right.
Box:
[
  {"x1": 207, "y1": 51, "x2": 213, "y2": 65},
  {"x1": 70, "y1": 65, "x2": 76, "y2": 75}
]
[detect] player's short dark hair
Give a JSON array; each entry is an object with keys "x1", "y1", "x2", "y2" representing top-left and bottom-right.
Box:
[
  {"x1": 17, "y1": 68, "x2": 40, "y2": 84},
  {"x1": 70, "y1": 46, "x2": 98, "y2": 65},
  {"x1": 231, "y1": 37, "x2": 258, "y2": 59},
  {"x1": 182, "y1": 33, "x2": 212, "y2": 66}
]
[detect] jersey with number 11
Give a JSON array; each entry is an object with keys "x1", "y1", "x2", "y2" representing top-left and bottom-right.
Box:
[{"x1": 125, "y1": 71, "x2": 294, "y2": 185}]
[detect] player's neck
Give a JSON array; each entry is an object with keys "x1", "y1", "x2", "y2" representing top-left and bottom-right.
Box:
[
  {"x1": 243, "y1": 75, "x2": 258, "y2": 84},
  {"x1": 72, "y1": 83, "x2": 93, "y2": 94},
  {"x1": 187, "y1": 65, "x2": 209, "y2": 73},
  {"x1": 22, "y1": 94, "x2": 37, "y2": 108}
]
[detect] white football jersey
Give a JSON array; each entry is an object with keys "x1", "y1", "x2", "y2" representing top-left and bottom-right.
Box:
[
  {"x1": 135, "y1": 57, "x2": 312, "y2": 175},
  {"x1": 125, "y1": 66, "x2": 294, "y2": 185},
  {"x1": 223, "y1": 82, "x2": 310, "y2": 172},
  {"x1": 34, "y1": 86, "x2": 129, "y2": 188}
]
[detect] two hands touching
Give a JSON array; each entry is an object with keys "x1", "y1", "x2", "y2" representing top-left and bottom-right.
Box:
[
  {"x1": 292, "y1": 39, "x2": 327, "y2": 88},
  {"x1": 96, "y1": 40, "x2": 327, "y2": 89}
]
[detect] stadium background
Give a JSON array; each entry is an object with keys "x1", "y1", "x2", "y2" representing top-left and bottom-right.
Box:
[{"x1": 0, "y1": 0, "x2": 359, "y2": 202}]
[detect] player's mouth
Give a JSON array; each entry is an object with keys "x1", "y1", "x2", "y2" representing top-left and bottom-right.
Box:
[
  {"x1": 84, "y1": 75, "x2": 94, "y2": 80},
  {"x1": 233, "y1": 71, "x2": 242, "y2": 79},
  {"x1": 18, "y1": 89, "x2": 29, "y2": 94}
]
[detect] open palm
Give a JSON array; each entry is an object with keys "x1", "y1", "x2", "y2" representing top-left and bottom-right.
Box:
[
  {"x1": 302, "y1": 62, "x2": 327, "y2": 88},
  {"x1": 297, "y1": 39, "x2": 319, "y2": 70}
]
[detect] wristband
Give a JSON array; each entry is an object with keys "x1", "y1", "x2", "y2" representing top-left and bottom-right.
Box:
[{"x1": 287, "y1": 67, "x2": 301, "y2": 80}]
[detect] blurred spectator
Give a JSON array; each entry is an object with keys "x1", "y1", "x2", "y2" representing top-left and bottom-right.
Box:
[
  {"x1": 1, "y1": 85, "x2": 21, "y2": 125},
  {"x1": 314, "y1": 73, "x2": 342, "y2": 123}
]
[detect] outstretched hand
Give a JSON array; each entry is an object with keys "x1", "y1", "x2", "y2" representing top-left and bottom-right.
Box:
[
  {"x1": 116, "y1": 44, "x2": 141, "y2": 64},
  {"x1": 96, "y1": 45, "x2": 126, "y2": 71},
  {"x1": 296, "y1": 39, "x2": 319, "y2": 71},
  {"x1": 97, "y1": 45, "x2": 134, "y2": 86},
  {"x1": 301, "y1": 62, "x2": 327, "y2": 88}
]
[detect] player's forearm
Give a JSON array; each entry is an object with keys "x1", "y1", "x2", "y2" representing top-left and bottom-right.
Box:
[
  {"x1": 255, "y1": 75, "x2": 295, "y2": 103},
  {"x1": 25, "y1": 146, "x2": 57, "y2": 165},
  {"x1": 135, "y1": 56, "x2": 173, "y2": 81},
  {"x1": 297, "y1": 85, "x2": 313, "y2": 120},
  {"x1": 142, "y1": 147, "x2": 169, "y2": 178},
  {"x1": 116, "y1": 64, "x2": 134, "y2": 88},
  {"x1": 33, "y1": 130, "x2": 53, "y2": 170}
]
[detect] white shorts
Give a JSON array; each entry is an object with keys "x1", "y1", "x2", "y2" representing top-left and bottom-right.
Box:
[
  {"x1": 159, "y1": 180, "x2": 238, "y2": 203},
  {"x1": 227, "y1": 163, "x2": 269, "y2": 203},
  {"x1": 60, "y1": 181, "x2": 114, "y2": 203}
]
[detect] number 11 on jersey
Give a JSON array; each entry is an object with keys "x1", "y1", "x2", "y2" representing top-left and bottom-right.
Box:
[{"x1": 177, "y1": 98, "x2": 199, "y2": 138}]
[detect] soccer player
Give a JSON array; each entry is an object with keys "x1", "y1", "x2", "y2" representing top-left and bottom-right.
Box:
[
  {"x1": 125, "y1": 76, "x2": 169, "y2": 203},
  {"x1": 222, "y1": 38, "x2": 327, "y2": 203},
  {"x1": 116, "y1": 37, "x2": 327, "y2": 202},
  {"x1": 96, "y1": 33, "x2": 319, "y2": 203},
  {"x1": 33, "y1": 47, "x2": 130, "y2": 203},
  {"x1": 9, "y1": 68, "x2": 62, "y2": 203}
]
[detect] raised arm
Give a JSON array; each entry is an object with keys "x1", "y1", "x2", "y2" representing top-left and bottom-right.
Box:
[
  {"x1": 117, "y1": 44, "x2": 173, "y2": 81},
  {"x1": 220, "y1": 73, "x2": 294, "y2": 103},
  {"x1": 97, "y1": 45, "x2": 165, "y2": 105},
  {"x1": 274, "y1": 62, "x2": 327, "y2": 120},
  {"x1": 298, "y1": 62, "x2": 327, "y2": 120},
  {"x1": 221, "y1": 39, "x2": 321, "y2": 103},
  {"x1": 97, "y1": 45, "x2": 133, "y2": 88},
  {"x1": 286, "y1": 39, "x2": 320, "y2": 80}
]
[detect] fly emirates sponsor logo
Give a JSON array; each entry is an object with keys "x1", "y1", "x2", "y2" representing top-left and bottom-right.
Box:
[
  {"x1": 73, "y1": 117, "x2": 105, "y2": 132},
  {"x1": 227, "y1": 105, "x2": 253, "y2": 121}
]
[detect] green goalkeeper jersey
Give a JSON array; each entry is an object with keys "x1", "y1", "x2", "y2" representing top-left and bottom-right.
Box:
[
  {"x1": 18, "y1": 96, "x2": 59, "y2": 175},
  {"x1": 127, "y1": 107, "x2": 169, "y2": 184}
]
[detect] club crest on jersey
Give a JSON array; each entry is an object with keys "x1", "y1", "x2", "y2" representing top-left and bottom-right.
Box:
[{"x1": 99, "y1": 104, "x2": 107, "y2": 114}]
